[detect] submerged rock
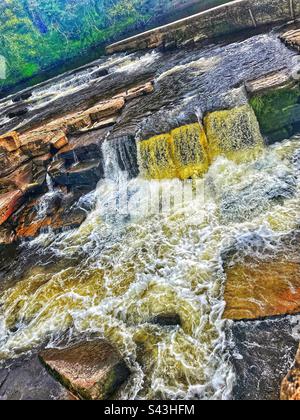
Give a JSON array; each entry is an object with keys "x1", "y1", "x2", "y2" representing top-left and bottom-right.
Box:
[
  {"x1": 39, "y1": 340, "x2": 131, "y2": 400},
  {"x1": 149, "y1": 313, "x2": 181, "y2": 327}
]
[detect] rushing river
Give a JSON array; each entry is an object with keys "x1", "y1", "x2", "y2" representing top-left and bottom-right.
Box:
[{"x1": 0, "y1": 130, "x2": 299, "y2": 399}]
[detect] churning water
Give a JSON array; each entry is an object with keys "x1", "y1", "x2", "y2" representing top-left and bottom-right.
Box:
[{"x1": 0, "y1": 132, "x2": 299, "y2": 400}]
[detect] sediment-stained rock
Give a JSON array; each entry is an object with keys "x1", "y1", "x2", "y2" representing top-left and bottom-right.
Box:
[
  {"x1": 13, "y1": 191, "x2": 87, "y2": 239},
  {"x1": 39, "y1": 340, "x2": 131, "y2": 400},
  {"x1": 0, "y1": 190, "x2": 24, "y2": 226},
  {"x1": 223, "y1": 258, "x2": 300, "y2": 320}
]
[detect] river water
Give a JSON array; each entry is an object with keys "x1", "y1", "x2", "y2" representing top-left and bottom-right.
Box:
[{"x1": 0, "y1": 129, "x2": 299, "y2": 399}]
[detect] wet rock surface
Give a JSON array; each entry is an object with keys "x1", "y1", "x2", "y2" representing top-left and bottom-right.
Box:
[
  {"x1": 0, "y1": 354, "x2": 70, "y2": 400},
  {"x1": 39, "y1": 340, "x2": 131, "y2": 400},
  {"x1": 231, "y1": 316, "x2": 299, "y2": 400}
]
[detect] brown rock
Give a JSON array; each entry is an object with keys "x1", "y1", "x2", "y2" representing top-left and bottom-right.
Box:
[
  {"x1": 87, "y1": 98, "x2": 125, "y2": 123},
  {"x1": 223, "y1": 258, "x2": 300, "y2": 320},
  {"x1": 0, "y1": 132, "x2": 21, "y2": 152},
  {"x1": 0, "y1": 190, "x2": 24, "y2": 225},
  {"x1": 20, "y1": 132, "x2": 51, "y2": 158},
  {"x1": 280, "y1": 29, "x2": 300, "y2": 52},
  {"x1": 14, "y1": 191, "x2": 86, "y2": 239},
  {"x1": 39, "y1": 340, "x2": 131, "y2": 400},
  {"x1": 48, "y1": 131, "x2": 68, "y2": 150},
  {"x1": 0, "y1": 149, "x2": 29, "y2": 178},
  {"x1": 65, "y1": 115, "x2": 92, "y2": 134},
  {"x1": 125, "y1": 82, "x2": 154, "y2": 101},
  {"x1": 245, "y1": 70, "x2": 292, "y2": 95},
  {"x1": 281, "y1": 368, "x2": 300, "y2": 400}
]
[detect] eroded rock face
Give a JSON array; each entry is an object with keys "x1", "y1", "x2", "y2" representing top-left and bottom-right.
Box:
[{"x1": 39, "y1": 340, "x2": 131, "y2": 400}]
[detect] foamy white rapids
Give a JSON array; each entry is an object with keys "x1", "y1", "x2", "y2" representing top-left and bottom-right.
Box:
[{"x1": 0, "y1": 135, "x2": 299, "y2": 400}]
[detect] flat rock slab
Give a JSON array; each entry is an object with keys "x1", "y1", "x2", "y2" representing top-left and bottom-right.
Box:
[{"x1": 39, "y1": 340, "x2": 131, "y2": 400}]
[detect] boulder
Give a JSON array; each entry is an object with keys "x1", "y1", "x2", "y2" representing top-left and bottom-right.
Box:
[
  {"x1": 245, "y1": 70, "x2": 291, "y2": 95},
  {"x1": 281, "y1": 345, "x2": 300, "y2": 400},
  {"x1": 0, "y1": 132, "x2": 21, "y2": 152},
  {"x1": 0, "y1": 190, "x2": 24, "y2": 226},
  {"x1": 3, "y1": 161, "x2": 47, "y2": 194},
  {"x1": 65, "y1": 115, "x2": 92, "y2": 134},
  {"x1": 223, "y1": 258, "x2": 300, "y2": 320},
  {"x1": 39, "y1": 340, "x2": 131, "y2": 400}
]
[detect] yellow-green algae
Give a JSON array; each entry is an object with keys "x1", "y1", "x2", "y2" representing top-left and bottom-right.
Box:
[
  {"x1": 138, "y1": 123, "x2": 209, "y2": 180},
  {"x1": 138, "y1": 106, "x2": 265, "y2": 181},
  {"x1": 204, "y1": 104, "x2": 264, "y2": 164}
]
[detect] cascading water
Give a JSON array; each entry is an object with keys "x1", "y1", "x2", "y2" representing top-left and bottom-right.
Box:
[{"x1": 0, "y1": 127, "x2": 299, "y2": 399}]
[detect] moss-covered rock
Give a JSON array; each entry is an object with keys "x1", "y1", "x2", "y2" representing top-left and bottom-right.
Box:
[{"x1": 250, "y1": 82, "x2": 300, "y2": 143}]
